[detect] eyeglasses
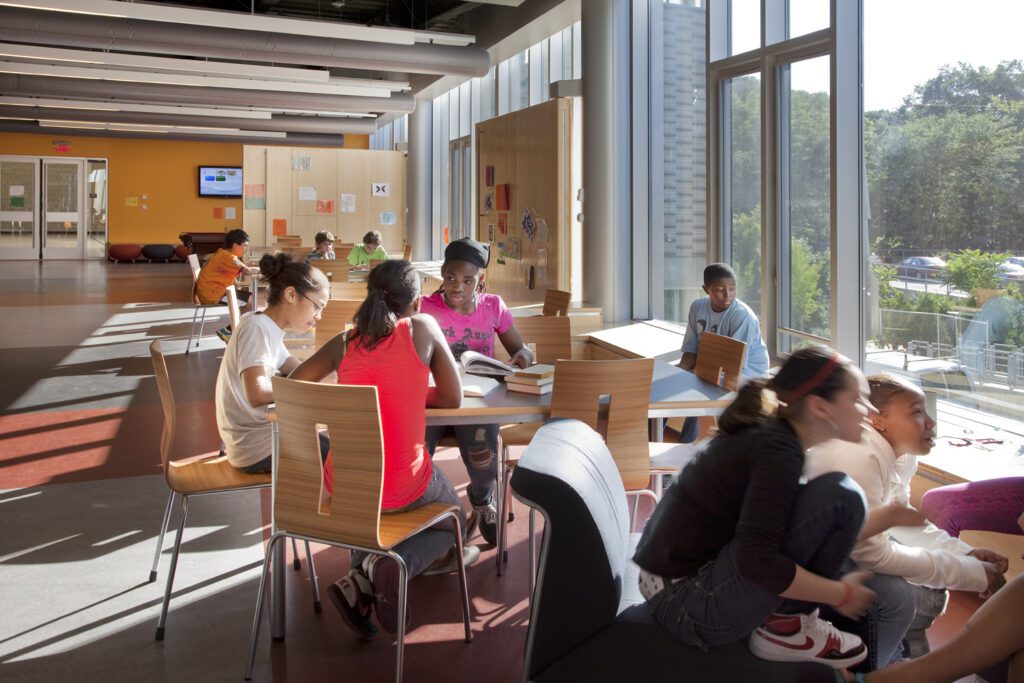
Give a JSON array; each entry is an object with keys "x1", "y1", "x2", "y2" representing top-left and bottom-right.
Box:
[{"x1": 300, "y1": 291, "x2": 326, "y2": 314}]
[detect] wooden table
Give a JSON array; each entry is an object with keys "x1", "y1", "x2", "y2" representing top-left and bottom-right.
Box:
[{"x1": 584, "y1": 321, "x2": 685, "y2": 364}]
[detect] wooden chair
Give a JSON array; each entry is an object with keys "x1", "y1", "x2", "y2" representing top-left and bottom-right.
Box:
[
  {"x1": 314, "y1": 298, "x2": 361, "y2": 350},
  {"x1": 402, "y1": 243, "x2": 413, "y2": 261},
  {"x1": 184, "y1": 253, "x2": 226, "y2": 356},
  {"x1": 541, "y1": 288, "x2": 572, "y2": 316},
  {"x1": 244, "y1": 378, "x2": 473, "y2": 683},
  {"x1": 226, "y1": 284, "x2": 241, "y2": 332},
  {"x1": 275, "y1": 234, "x2": 302, "y2": 247},
  {"x1": 494, "y1": 315, "x2": 573, "y2": 573},
  {"x1": 148, "y1": 340, "x2": 318, "y2": 641},
  {"x1": 336, "y1": 243, "x2": 356, "y2": 262},
  {"x1": 330, "y1": 281, "x2": 369, "y2": 300},
  {"x1": 311, "y1": 260, "x2": 347, "y2": 281},
  {"x1": 369, "y1": 258, "x2": 387, "y2": 270}
]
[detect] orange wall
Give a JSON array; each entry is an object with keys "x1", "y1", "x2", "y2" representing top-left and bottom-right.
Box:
[{"x1": 0, "y1": 132, "x2": 369, "y2": 244}]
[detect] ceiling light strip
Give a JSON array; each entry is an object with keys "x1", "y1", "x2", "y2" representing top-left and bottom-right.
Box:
[
  {"x1": 37, "y1": 119, "x2": 288, "y2": 137},
  {"x1": 0, "y1": 96, "x2": 273, "y2": 119}
]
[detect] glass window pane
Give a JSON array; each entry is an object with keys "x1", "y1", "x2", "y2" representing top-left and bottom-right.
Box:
[
  {"x1": 723, "y1": 73, "x2": 762, "y2": 317},
  {"x1": 449, "y1": 89, "x2": 460, "y2": 141},
  {"x1": 481, "y1": 66, "x2": 497, "y2": 121},
  {"x1": 549, "y1": 32, "x2": 563, "y2": 84},
  {"x1": 86, "y1": 160, "x2": 106, "y2": 258},
  {"x1": 0, "y1": 159, "x2": 36, "y2": 250},
  {"x1": 788, "y1": 0, "x2": 828, "y2": 39},
  {"x1": 662, "y1": 0, "x2": 709, "y2": 323},
  {"x1": 730, "y1": 0, "x2": 760, "y2": 55},
  {"x1": 460, "y1": 82, "x2": 472, "y2": 138},
  {"x1": 572, "y1": 21, "x2": 582, "y2": 79},
  {"x1": 781, "y1": 56, "x2": 831, "y2": 340},
  {"x1": 508, "y1": 52, "x2": 529, "y2": 112}
]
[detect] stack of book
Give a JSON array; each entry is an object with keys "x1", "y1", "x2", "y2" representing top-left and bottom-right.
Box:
[{"x1": 505, "y1": 364, "x2": 556, "y2": 395}]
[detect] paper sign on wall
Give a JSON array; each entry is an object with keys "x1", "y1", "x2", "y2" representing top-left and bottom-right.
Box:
[
  {"x1": 380, "y1": 211, "x2": 397, "y2": 225},
  {"x1": 9, "y1": 185, "x2": 24, "y2": 197},
  {"x1": 371, "y1": 182, "x2": 390, "y2": 197},
  {"x1": 124, "y1": 196, "x2": 139, "y2": 207},
  {"x1": 244, "y1": 183, "x2": 266, "y2": 210},
  {"x1": 482, "y1": 192, "x2": 493, "y2": 214},
  {"x1": 226, "y1": 207, "x2": 236, "y2": 220},
  {"x1": 340, "y1": 194, "x2": 356, "y2": 213},
  {"x1": 298, "y1": 186, "x2": 316, "y2": 201},
  {"x1": 273, "y1": 218, "x2": 287, "y2": 236},
  {"x1": 9, "y1": 196, "x2": 24, "y2": 208},
  {"x1": 291, "y1": 156, "x2": 311, "y2": 172},
  {"x1": 213, "y1": 207, "x2": 225, "y2": 219},
  {"x1": 497, "y1": 213, "x2": 508, "y2": 234},
  {"x1": 316, "y1": 199, "x2": 335, "y2": 215}
]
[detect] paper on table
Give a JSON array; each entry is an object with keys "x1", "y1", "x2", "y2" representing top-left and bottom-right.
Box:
[{"x1": 463, "y1": 385, "x2": 485, "y2": 398}]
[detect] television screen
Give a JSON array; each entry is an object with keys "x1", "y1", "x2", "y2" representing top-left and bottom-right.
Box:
[{"x1": 198, "y1": 166, "x2": 243, "y2": 197}]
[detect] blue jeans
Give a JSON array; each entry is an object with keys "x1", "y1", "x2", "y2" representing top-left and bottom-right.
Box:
[
  {"x1": 424, "y1": 424, "x2": 499, "y2": 507},
  {"x1": 644, "y1": 472, "x2": 866, "y2": 650},
  {"x1": 237, "y1": 432, "x2": 330, "y2": 473},
  {"x1": 351, "y1": 465, "x2": 465, "y2": 578}
]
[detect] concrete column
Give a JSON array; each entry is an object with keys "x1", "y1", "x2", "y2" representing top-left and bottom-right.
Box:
[
  {"x1": 582, "y1": 0, "x2": 633, "y2": 322},
  {"x1": 406, "y1": 102, "x2": 433, "y2": 261}
]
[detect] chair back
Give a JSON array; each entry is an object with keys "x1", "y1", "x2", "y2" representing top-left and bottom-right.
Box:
[
  {"x1": 402, "y1": 244, "x2": 413, "y2": 261},
  {"x1": 550, "y1": 358, "x2": 654, "y2": 491},
  {"x1": 694, "y1": 332, "x2": 747, "y2": 391},
  {"x1": 271, "y1": 377, "x2": 386, "y2": 547},
  {"x1": 330, "y1": 281, "x2": 369, "y2": 300},
  {"x1": 510, "y1": 419, "x2": 631, "y2": 679},
  {"x1": 494, "y1": 315, "x2": 571, "y2": 364},
  {"x1": 315, "y1": 299, "x2": 361, "y2": 349},
  {"x1": 542, "y1": 288, "x2": 572, "y2": 316},
  {"x1": 226, "y1": 285, "x2": 241, "y2": 331},
  {"x1": 369, "y1": 258, "x2": 386, "y2": 271},
  {"x1": 149, "y1": 340, "x2": 178, "y2": 481},
  {"x1": 312, "y1": 260, "x2": 347, "y2": 281},
  {"x1": 275, "y1": 235, "x2": 302, "y2": 247},
  {"x1": 335, "y1": 243, "x2": 355, "y2": 262},
  {"x1": 187, "y1": 254, "x2": 203, "y2": 304}
]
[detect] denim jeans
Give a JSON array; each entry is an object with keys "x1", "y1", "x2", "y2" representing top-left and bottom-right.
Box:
[
  {"x1": 237, "y1": 432, "x2": 330, "y2": 474},
  {"x1": 424, "y1": 424, "x2": 499, "y2": 507},
  {"x1": 644, "y1": 472, "x2": 866, "y2": 650},
  {"x1": 351, "y1": 465, "x2": 466, "y2": 578}
]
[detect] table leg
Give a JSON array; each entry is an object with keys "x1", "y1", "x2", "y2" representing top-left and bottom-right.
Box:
[{"x1": 270, "y1": 419, "x2": 285, "y2": 640}]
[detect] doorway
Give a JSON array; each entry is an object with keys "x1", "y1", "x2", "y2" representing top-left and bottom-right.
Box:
[{"x1": 0, "y1": 155, "x2": 108, "y2": 259}]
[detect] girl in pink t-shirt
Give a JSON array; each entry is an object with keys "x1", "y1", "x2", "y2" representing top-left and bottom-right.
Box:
[{"x1": 420, "y1": 238, "x2": 535, "y2": 547}]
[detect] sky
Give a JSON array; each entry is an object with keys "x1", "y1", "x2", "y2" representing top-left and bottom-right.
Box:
[{"x1": 733, "y1": 0, "x2": 1024, "y2": 112}]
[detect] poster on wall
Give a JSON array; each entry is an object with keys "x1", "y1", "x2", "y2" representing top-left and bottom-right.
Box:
[
  {"x1": 298, "y1": 186, "x2": 316, "y2": 201},
  {"x1": 244, "y1": 183, "x2": 266, "y2": 210},
  {"x1": 495, "y1": 184, "x2": 510, "y2": 211},
  {"x1": 380, "y1": 211, "x2": 397, "y2": 225},
  {"x1": 273, "y1": 218, "x2": 287, "y2": 236},
  {"x1": 485, "y1": 166, "x2": 494, "y2": 187},
  {"x1": 487, "y1": 223, "x2": 495, "y2": 242},
  {"x1": 372, "y1": 182, "x2": 390, "y2": 197},
  {"x1": 316, "y1": 199, "x2": 335, "y2": 215},
  {"x1": 497, "y1": 213, "x2": 508, "y2": 234},
  {"x1": 521, "y1": 208, "x2": 536, "y2": 240},
  {"x1": 291, "y1": 156, "x2": 311, "y2": 172},
  {"x1": 226, "y1": 207, "x2": 236, "y2": 219},
  {"x1": 340, "y1": 194, "x2": 356, "y2": 213},
  {"x1": 482, "y1": 192, "x2": 493, "y2": 214}
]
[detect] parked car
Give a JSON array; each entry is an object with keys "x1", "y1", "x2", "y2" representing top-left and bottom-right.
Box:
[
  {"x1": 998, "y1": 262, "x2": 1024, "y2": 283},
  {"x1": 897, "y1": 256, "x2": 947, "y2": 280},
  {"x1": 1005, "y1": 256, "x2": 1024, "y2": 269}
]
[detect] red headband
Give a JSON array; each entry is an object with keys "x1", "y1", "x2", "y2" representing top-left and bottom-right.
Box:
[{"x1": 779, "y1": 352, "x2": 842, "y2": 405}]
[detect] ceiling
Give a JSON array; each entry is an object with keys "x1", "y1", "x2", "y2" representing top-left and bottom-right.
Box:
[{"x1": 0, "y1": 0, "x2": 533, "y2": 145}]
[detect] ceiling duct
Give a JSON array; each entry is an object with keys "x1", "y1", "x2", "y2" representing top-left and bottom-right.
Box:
[
  {"x1": 0, "y1": 119, "x2": 350, "y2": 146},
  {"x1": 0, "y1": 74, "x2": 414, "y2": 115},
  {"x1": 0, "y1": 105, "x2": 378, "y2": 135},
  {"x1": 0, "y1": 6, "x2": 490, "y2": 79}
]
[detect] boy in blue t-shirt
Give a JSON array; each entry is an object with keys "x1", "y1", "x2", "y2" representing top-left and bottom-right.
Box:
[{"x1": 678, "y1": 262, "x2": 770, "y2": 441}]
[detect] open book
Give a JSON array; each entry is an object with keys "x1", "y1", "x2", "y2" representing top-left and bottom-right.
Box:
[{"x1": 459, "y1": 350, "x2": 518, "y2": 377}]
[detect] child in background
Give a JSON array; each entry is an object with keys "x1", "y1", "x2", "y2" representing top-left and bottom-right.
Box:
[
  {"x1": 194, "y1": 228, "x2": 259, "y2": 343},
  {"x1": 307, "y1": 230, "x2": 336, "y2": 262},
  {"x1": 677, "y1": 262, "x2": 770, "y2": 442},
  {"x1": 635, "y1": 346, "x2": 876, "y2": 670},
  {"x1": 421, "y1": 238, "x2": 534, "y2": 546},
  {"x1": 805, "y1": 375, "x2": 1009, "y2": 668},
  {"x1": 215, "y1": 254, "x2": 329, "y2": 473},
  {"x1": 348, "y1": 230, "x2": 389, "y2": 267}
]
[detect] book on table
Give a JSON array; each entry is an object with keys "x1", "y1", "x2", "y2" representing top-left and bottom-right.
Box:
[
  {"x1": 505, "y1": 380, "x2": 553, "y2": 396},
  {"x1": 459, "y1": 350, "x2": 518, "y2": 377},
  {"x1": 512, "y1": 364, "x2": 555, "y2": 380},
  {"x1": 505, "y1": 374, "x2": 554, "y2": 387}
]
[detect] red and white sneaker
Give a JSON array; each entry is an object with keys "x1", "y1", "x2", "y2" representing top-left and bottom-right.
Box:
[{"x1": 748, "y1": 609, "x2": 867, "y2": 669}]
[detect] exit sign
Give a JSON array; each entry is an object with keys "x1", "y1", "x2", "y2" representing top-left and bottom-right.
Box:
[{"x1": 52, "y1": 140, "x2": 70, "y2": 153}]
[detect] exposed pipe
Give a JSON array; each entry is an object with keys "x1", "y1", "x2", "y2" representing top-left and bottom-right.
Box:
[
  {"x1": 0, "y1": 74, "x2": 414, "y2": 114},
  {"x1": 0, "y1": 105, "x2": 378, "y2": 135},
  {"x1": 0, "y1": 120, "x2": 349, "y2": 146},
  {"x1": 0, "y1": 7, "x2": 490, "y2": 78}
]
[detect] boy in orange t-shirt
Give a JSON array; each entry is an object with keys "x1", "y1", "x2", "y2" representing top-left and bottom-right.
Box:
[{"x1": 194, "y1": 229, "x2": 258, "y2": 342}]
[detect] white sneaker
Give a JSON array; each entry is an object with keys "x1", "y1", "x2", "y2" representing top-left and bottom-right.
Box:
[{"x1": 748, "y1": 609, "x2": 867, "y2": 669}]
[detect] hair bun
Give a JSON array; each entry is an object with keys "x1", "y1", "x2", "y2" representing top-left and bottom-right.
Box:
[{"x1": 259, "y1": 252, "x2": 292, "y2": 279}]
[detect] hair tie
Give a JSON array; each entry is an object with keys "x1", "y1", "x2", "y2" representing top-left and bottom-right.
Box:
[{"x1": 779, "y1": 352, "x2": 841, "y2": 405}]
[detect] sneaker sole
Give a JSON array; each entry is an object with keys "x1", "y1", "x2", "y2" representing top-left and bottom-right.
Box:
[
  {"x1": 749, "y1": 640, "x2": 867, "y2": 669},
  {"x1": 371, "y1": 557, "x2": 406, "y2": 634},
  {"x1": 421, "y1": 544, "x2": 482, "y2": 577},
  {"x1": 327, "y1": 583, "x2": 378, "y2": 641}
]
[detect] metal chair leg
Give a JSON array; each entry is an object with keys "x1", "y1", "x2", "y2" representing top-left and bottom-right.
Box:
[
  {"x1": 452, "y1": 515, "x2": 473, "y2": 642},
  {"x1": 291, "y1": 537, "x2": 301, "y2": 570},
  {"x1": 497, "y1": 458, "x2": 513, "y2": 575},
  {"x1": 393, "y1": 552, "x2": 410, "y2": 683},
  {"x1": 149, "y1": 491, "x2": 175, "y2": 582},
  {"x1": 155, "y1": 494, "x2": 189, "y2": 641},
  {"x1": 185, "y1": 306, "x2": 201, "y2": 355},
  {"x1": 197, "y1": 308, "x2": 208, "y2": 344},
  {"x1": 244, "y1": 533, "x2": 283, "y2": 681},
  {"x1": 304, "y1": 541, "x2": 321, "y2": 613},
  {"x1": 528, "y1": 506, "x2": 537, "y2": 598}
]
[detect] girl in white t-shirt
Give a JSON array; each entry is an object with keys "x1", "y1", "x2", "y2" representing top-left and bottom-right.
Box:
[{"x1": 215, "y1": 253, "x2": 329, "y2": 472}]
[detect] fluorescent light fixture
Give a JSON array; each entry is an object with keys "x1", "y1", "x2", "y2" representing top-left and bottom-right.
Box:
[
  {"x1": 37, "y1": 119, "x2": 288, "y2": 137},
  {"x1": 0, "y1": 96, "x2": 274, "y2": 119},
  {"x1": 0, "y1": 0, "x2": 475, "y2": 46},
  {"x1": 0, "y1": 61, "x2": 394, "y2": 97},
  {"x1": 0, "y1": 42, "x2": 331, "y2": 82},
  {"x1": 268, "y1": 108, "x2": 376, "y2": 118}
]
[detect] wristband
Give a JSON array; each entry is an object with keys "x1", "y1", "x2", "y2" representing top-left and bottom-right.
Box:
[{"x1": 835, "y1": 581, "x2": 853, "y2": 608}]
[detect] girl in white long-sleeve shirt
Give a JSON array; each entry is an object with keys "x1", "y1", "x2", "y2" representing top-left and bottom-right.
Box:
[{"x1": 805, "y1": 374, "x2": 1009, "y2": 667}]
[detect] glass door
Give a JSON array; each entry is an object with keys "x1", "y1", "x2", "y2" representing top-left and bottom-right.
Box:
[
  {"x1": 86, "y1": 160, "x2": 108, "y2": 259},
  {"x1": 0, "y1": 157, "x2": 40, "y2": 259},
  {"x1": 42, "y1": 158, "x2": 84, "y2": 259}
]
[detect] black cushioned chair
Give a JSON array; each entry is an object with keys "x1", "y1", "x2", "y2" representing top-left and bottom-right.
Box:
[{"x1": 509, "y1": 418, "x2": 834, "y2": 683}]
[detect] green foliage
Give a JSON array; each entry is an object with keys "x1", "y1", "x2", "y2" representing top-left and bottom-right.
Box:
[
  {"x1": 731, "y1": 207, "x2": 762, "y2": 311},
  {"x1": 790, "y1": 238, "x2": 829, "y2": 337},
  {"x1": 942, "y1": 248, "x2": 1011, "y2": 296}
]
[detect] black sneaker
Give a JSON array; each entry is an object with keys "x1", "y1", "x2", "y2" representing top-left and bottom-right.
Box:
[
  {"x1": 328, "y1": 571, "x2": 378, "y2": 640},
  {"x1": 471, "y1": 498, "x2": 498, "y2": 546}
]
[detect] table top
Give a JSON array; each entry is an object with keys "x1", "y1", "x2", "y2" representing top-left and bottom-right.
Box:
[
  {"x1": 425, "y1": 360, "x2": 732, "y2": 426},
  {"x1": 585, "y1": 321, "x2": 685, "y2": 363}
]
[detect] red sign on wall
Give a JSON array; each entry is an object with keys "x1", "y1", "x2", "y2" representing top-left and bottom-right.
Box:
[{"x1": 52, "y1": 140, "x2": 71, "y2": 153}]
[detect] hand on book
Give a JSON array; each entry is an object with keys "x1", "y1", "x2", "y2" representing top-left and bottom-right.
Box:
[{"x1": 508, "y1": 346, "x2": 535, "y2": 369}]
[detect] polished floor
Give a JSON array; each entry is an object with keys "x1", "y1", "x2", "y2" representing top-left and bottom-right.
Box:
[
  {"x1": 0, "y1": 260, "x2": 986, "y2": 682},
  {"x1": 0, "y1": 260, "x2": 541, "y2": 682}
]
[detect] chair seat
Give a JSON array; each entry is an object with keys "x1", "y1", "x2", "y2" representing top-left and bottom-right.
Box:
[
  {"x1": 648, "y1": 441, "x2": 700, "y2": 473},
  {"x1": 377, "y1": 502, "x2": 461, "y2": 549},
  {"x1": 166, "y1": 453, "x2": 271, "y2": 495},
  {"x1": 499, "y1": 422, "x2": 541, "y2": 447}
]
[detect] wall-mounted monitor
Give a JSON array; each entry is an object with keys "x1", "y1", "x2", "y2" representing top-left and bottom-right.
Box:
[{"x1": 198, "y1": 166, "x2": 242, "y2": 197}]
